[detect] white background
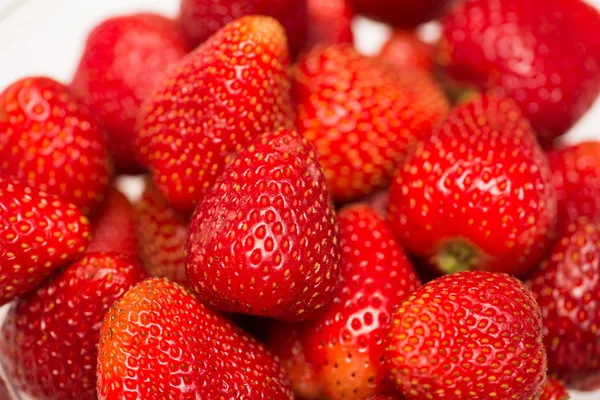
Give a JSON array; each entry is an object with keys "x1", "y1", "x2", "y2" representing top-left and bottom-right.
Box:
[{"x1": 0, "y1": 0, "x2": 599, "y2": 399}]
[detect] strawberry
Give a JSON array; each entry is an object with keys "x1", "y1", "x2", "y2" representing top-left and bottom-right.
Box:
[
  {"x1": 136, "y1": 15, "x2": 293, "y2": 211},
  {"x1": 388, "y1": 94, "x2": 557, "y2": 276},
  {"x1": 179, "y1": 0, "x2": 308, "y2": 57},
  {"x1": 548, "y1": 141, "x2": 600, "y2": 228},
  {"x1": 385, "y1": 271, "x2": 547, "y2": 400},
  {"x1": 85, "y1": 187, "x2": 140, "y2": 262},
  {"x1": 350, "y1": 0, "x2": 452, "y2": 27},
  {"x1": 379, "y1": 31, "x2": 433, "y2": 72},
  {"x1": 0, "y1": 176, "x2": 91, "y2": 306},
  {"x1": 265, "y1": 321, "x2": 323, "y2": 399},
  {"x1": 71, "y1": 13, "x2": 189, "y2": 174},
  {"x1": 540, "y1": 378, "x2": 570, "y2": 400},
  {"x1": 186, "y1": 128, "x2": 340, "y2": 320},
  {"x1": 438, "y1": 0, "x2": 600, "y2": 144},
  {"x1": 0, "y1": 77, "x2": 111, "y2": 215},
  {"x1": 0, "y1": 252, "x2": 146, "y2": 400},
  {"x1": 97, "y1": 278, "x2": 294, "y2": 399},
  {"x1": 135, "y1": 178, "x2": 187, "y2": 283},
  {"x1": 294, "y1": 44, "x2": 449, "y2": 202},
  {"x1": 528, "y1": 219, "x2": 600, "y2": 390},
  {"x1": 300, "y1": 204, "x2": 420, "y2": 399},
  {"x1": 306, "y1": 0, "x2": 354, "y2": 48}
]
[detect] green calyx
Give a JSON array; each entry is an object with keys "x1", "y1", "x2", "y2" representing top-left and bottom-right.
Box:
[{"x1": 435, "y1": 239, "x2": 480, "y2": 275}]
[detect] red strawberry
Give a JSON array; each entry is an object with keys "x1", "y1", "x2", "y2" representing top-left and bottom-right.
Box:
[
  {"x1": 0, "y1": 77, "x2": 111, "y2": 215},
  {"x1": 540, "y1": 378, "x2": 570, "y2": 400},
  {"x1": 136, "y1": 15, "x2": 293, "y2": 211},
  {"x1": 135, "y1": 178, "x2": 187, "y2": 283},
  {"x1": 528, "y1": 219, "x2": 600, "y2": 390},
  {"x1": 97, "y1": 278, "x2": 294, "y2": 399},
  {"x1": 300, "y1": 204, "x2": 420, "y2": 399},
  {"x1": 379, "y1": 31, "x2": 433, "y2": 72},
  {"x1": 186, "y1": 128, "x2": 340, "y2": 320},
  {"x1": 0, "y1": 252, "x2": 146, "y2": 400},
  {"x1": 306, "y1": 0, "x2": 354, "y2": 48},
  {"x1": 388, "y1": 94, "x2": 557, "y2": 276},
  {"x1": 350, "y1": 0, "x2": 452, "y2": 27},
  {"x1": 548, "y1": 141, "x2": 600, "y2": 228},
  {"x1": 265, "y1": 322, "x2": 324, "y2": 399},
  {"x1": 385, "y1": 271, "x2": 547, "y2": 400},
  {"x1": 179, "y1": 0, "x2": 308, "y2": 57},
  {"x1": 0, "y1": 176, "x2": 91, "y2": 306},
  {"x1": 71, "y1": 13, "x2": 189, "y2": 174},
  {"x1": 85, "y1": 187, "x2": 140, "y2": 262},
  {"x1": 438, "y1": 0, "x2": 600, "y2": 144},
  {"x1": 295, "y1": 44, "x2": 449, "y2": 202}
]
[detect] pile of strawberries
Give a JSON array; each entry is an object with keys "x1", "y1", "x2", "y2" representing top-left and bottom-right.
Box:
[{"x1": 0, "y1": 0, "x2": 599, "y2": 399}]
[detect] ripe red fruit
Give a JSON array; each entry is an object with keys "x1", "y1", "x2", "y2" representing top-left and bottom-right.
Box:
[
  {"x1": 306, "y1": 0, "x2": 354, "y2": 48},
  {"x1": 528, "y1": 219, "x2": 600, "y2": 390},
  {"x1": 0, "y1": 252, "x2": 146, "y2": 400},
  {"x1": 548, "y1": 141, "x2": 600, "y2": 228},
  {"x1": 379, "y1": 31, "x2": 433, "y2": 72},
  {"x1": 388, "y1": 94, "x2": 557, "y2": 276},
  {"x1": 540, "y1": 378, "x2": 570, "y2": 400},
  {"x1": 265, "y1": 322, "x2": 323, "y2": 399},
  {"x1": 136, "y1": 15, "x2": 293, "y2": 211},
  {"x1": 385, "y1": 271, "x2": 547, "y2": 400},
  {"x1": 135, "y1": 179, "x2": 187, "y2": 283},
  {"x1": 0, "y1": 176, "x2": 91, "y2": 306},
  {"x1": 97, "y1": 278, "x2": 294, "y2": 399},
  {"x1": 85, "y1": 188, "x2": 140, "y2": 262},
  {"x1": 179, "y1": 0, "x2": 308, "y2": 57},
  {"x1": 350, "y1": 0, "x2": 452, "y2": 27},
  {"x1": 186, "y1": 128, "x2": 340, "y2": 320},
  {"x1": 0, "y1": 77, "x2": 111, "y2": 215},
  {"x1": 71, "y1": 13, "x2": 188, "y2": 174},
  {"x1": 295, "y1": 44, "x2": 449, "y2": 202},
  {"x1": 303, "y1": 205, "x2": 420, "y2": 399},
  {"x1": 438, "y1": 0, "x2": 600, "y2": 144}
]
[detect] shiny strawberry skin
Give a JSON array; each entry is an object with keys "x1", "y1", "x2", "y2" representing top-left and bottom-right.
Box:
[
  {"x1": 548, "y1": 141, "x2": 600, "y2": 228},
  {"x1": 307, "y1": 0, "x2": 354, "y2": 48},
  {"x1": 350, "y1": 0, "x2": 452, "y2": 27},
  {"x1": 0, "y1": 77, "x2": 111, "y2": 215},
  {"x1": 179, "y1": 0, "x2": 308, "y2": 57},
  {"x1": 540, "y1": 378, "x2": 570, "y2": 400},
  {"x1": 388, "y1": 94, "x2": 557, "y2": 276},
  {"x1": 385, "y1": 271, "x2": 547, "y2": 400},
  {"x1": 85, "y1": 187, "x2": 140, "y2": 262},
  {"x1": 528, "y1": 219, "x2": 600, "y2": 390},
  {"x1": 97, "y1": 278, "x2": 294, "y2": 399},
  {"x1": 303, "y1": 205, "x2": 420, "y2": 399},
  {"x1": 438, "y1": 0, "x2": 600, "y2": 143},
  {"x1": 0, "y1": 252, "x2": 146, "y2": 400},
  {"x1": 71, "y1": 13, "x2": 188, "y2": 174},
  {"x1": 265, "y1": 321, "x2": 324, "y2": 400},
  {"x1": 186, "y1": 128, "x2": 340, "y2": 320},
  {"x1": 366, "y1": 189, "x2": 389, "y2": 220},
  {"x1": 135, "y1": 178, "x2": 187, "y2": 283},
  {"x1": 379, "y1": 31, "x2": 433, "y2": 72},
  {"x1": 295, "y1": 44, "x2": 449, "y2": 202},
  {"x1": 0, "y1": 176, "x2": 91, "y2": 306},
  {"x1": 136, "y1": 16, "x2": 293, "y2": 211}
]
